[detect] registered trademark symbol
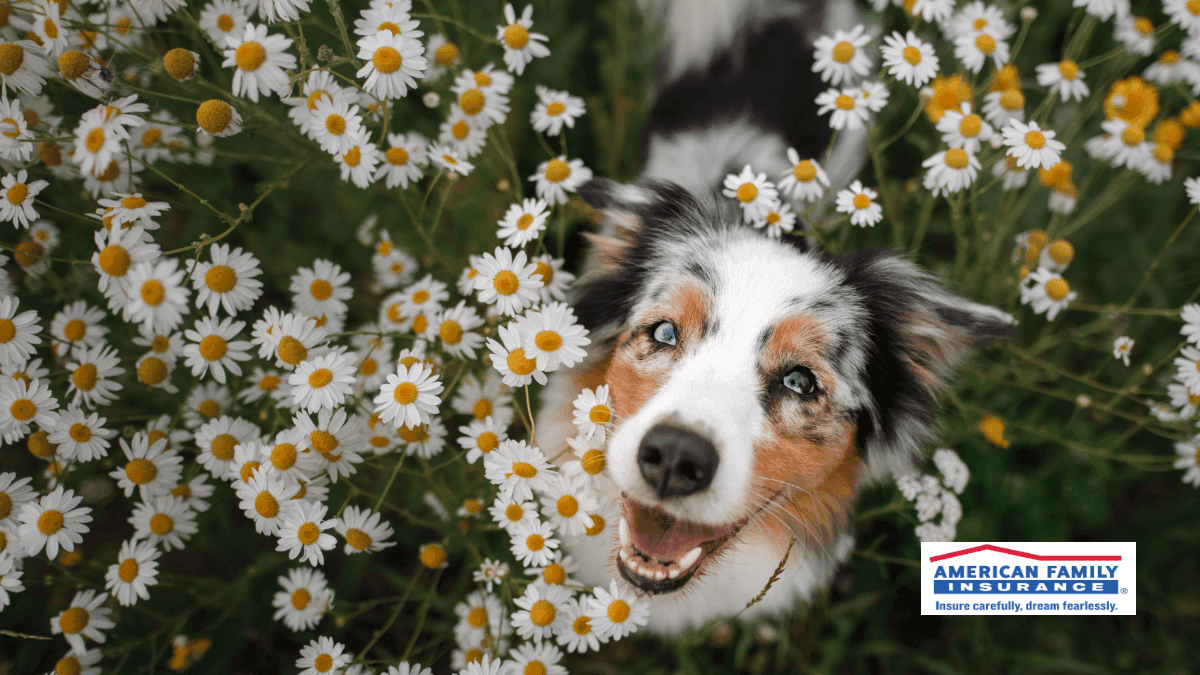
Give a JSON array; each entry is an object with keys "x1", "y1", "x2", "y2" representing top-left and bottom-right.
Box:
[{"x1": 1121, "y1": 588, "x2": 1128, "y2": 594}]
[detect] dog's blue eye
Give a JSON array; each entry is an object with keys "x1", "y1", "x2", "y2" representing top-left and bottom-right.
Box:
[
  {"x1": 783, "y1": 366, "x2": 817, "y2": 395},
  {"x1": 652, "y1": 321, "x2": 677, "y2": 346}
]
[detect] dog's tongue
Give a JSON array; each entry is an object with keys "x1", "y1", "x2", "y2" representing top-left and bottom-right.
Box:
[{"x1": 624, "y1": 499, "x2": 726, "y2": 561}]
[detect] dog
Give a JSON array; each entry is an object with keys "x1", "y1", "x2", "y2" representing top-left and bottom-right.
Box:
[{"x1": 534, "y1": 0, "x2": 1014, "y2": 636}]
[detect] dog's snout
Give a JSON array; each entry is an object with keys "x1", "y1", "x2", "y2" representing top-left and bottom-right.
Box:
[{"x1": 637, "y1": 423, "x2": 718, "y2": 499}]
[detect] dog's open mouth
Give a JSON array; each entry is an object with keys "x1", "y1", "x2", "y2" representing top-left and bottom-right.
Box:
[{"x1": 616, "y1": 497, "x2": 750, "y2": 594}]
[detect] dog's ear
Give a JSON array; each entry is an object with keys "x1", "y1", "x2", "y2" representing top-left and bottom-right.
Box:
[
  {"x1": 572, "y1": 178, "x2": 707, "y2": 336},
  {"x1": 831, "y1": 249, "x2": 1016, "y2": 482}
]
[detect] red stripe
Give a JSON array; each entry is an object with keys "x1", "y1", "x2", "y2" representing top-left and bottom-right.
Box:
[{"x1": 928, "y1": 545, "x2": 1122, "y2": 563}]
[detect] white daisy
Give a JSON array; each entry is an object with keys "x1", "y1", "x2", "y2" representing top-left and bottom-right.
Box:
[
  {"x1": 1019, "y1": 268, "x2": 1076, "y2": 321},
  {"x1": 0, "y1": 472, "x2": 35, "y2": 528},
  {"x1": 474, "y1": 247, "x2": 543, "y2": 317},
  {"x1": 0, "y1": 376, "x2": 58, "y2": 441},
  {"x1": 183, "y1": 382, "x2": 234, "y2": 429},
  {"x1": 0, "y1": 297, "x2": 42, "y2": 367},
  {"x1": 48, "y1": 405, "x2": 115, "y2": 462},
  {"x1": 336, "y1": 129, "x2": 381, "y2": 188},
  {"x1": 497, "y1": 3, "x2": 550, "y2": 75},
  {"x1": 0, "y1": 41, "x2": 52, "y2": 96},
  {"x1": 531, "y1": 255, "x2": 574, "y2": 304},
  {"x1": 374, "y1": 362, "x2": 443, "y2": 428},
  {"x1": 936, "y1": 103, "x2": 993, "y2": 154},
  {"x1": 335, "y1": 505, "x2": 395, "y2": 554},
  {"x1": 222, "y1": 23, "x2": 297, "y2": 103},
  {"x1": 258, "y1": 0, "x2": 311, "y2": 23},
  {"x1": 428, "y1": 143, "x2": 475, "y2": 175},
  {"x1": 1180, "y1": 303, "x2": 1200, "y2": 344},
  {"x1": 490, "y1": 492, "x2": 540, "y2": 533},
  {"x1": 131, "y1": 495, "x2": 197, "y2": 551},
  {"x1": 0, "y1": 170, "x2": 46, "y2": 229},
  {"x1": 777, "y1": 149, "x2": 830, "y2": 202},
  {"x1": 399, "y1": 417, "x2": 447, "y2": 459},
  {"x1": 812, "y1": 24, "x2": 872, "y2": 86},
  {"x1": 540, "y1": 473, "x2": 599, "y2": 537},
  {"x1": 110, "y1": 432, "x2": 183, "y2": 501},
  {"x1": 451, "y1": 372, "x2": 513, "y2": 425},
  {"x1": 276, "y1": 500, "x2": 338, "y2": 566},
  {"x1": 1037, "y1": 60, "x2": 1089, "y2": 102},
  {"x1": 50, "y1": 301, "x2": 109, "y2": 358},
  {"x1": 170, "y1": 473, "x2": 215, "y2": 513},
  {"x1": 273, "y1": 567, "x2": 333, "y2": 631},
  {"x1": 512, "y1": 582, "x2": 570, "y2": 641},
  {"x1": 45, "y1": 650, "x2": 102, "y2": 675},
  {"x1": 1166, "y1": 0, "x2": 1200, "y2": 33},
  {"x1": 835, "y1": 180, "x2": 883, "y2": 227},
  {"x1": 487, "y1": 323, "x2": 547, "y2": 387},
  {"x1": 296, "y1": 636, "x2": 349, "y2": 675},
  {"x1": 497, "y1": 198, "x2": 550, "y2": 248},
  {"x1": 556, "y1": 595, "x2": 604, "y2": 653},
  {"x1": 236, "y1": 467, "x2": 301, "y2": 535},
  {"x1": 18, "y1": 486, "x2": 91, "y2": 559},
  {"x1": 0, "y1": 550, "x2": 23, "y2": 611},
  {"x1": 1174, "y1": 346, "x2": 1200, "y2": 391},
  {"x1": 881, "y1": 31, "x2": 938, "y2": 87},
  {"x1": 1112, "y1": 336, "x2": 1135, "y2": 366},
  {"x1": 722, "y1": 164, "x2": 779, "y2": 222},
  {"x1": 571, "y1": 386, "x2": 612, "y2": 443},
  {"x1": 954, "y1": 30, "x2": 1009, "y2": 74},
  {"x1": 458, "y1": 416, "x2": 508, "y2": 464},
  {"x1": 289, "y1": 351, "x2": 356, "y2": 413},
  {"x1": 261, "y1": 428, "x2": 318, "y2": 481},
  {"x1": 65, "y1": 344, "x2": 124, "y2": 409},
  {"x1": 123, "y1": 257, "x2": 191, "y2": 335},
  {"x1": 189, "y1": 243, "x2": 264, "y2": 316},
  {"x1": 517, "y1": 302, "x2": 590, "y2": 372},
  {"x1": 508, "y1": 642, "x2": 567, "y2": 675},
  {"x1": 484, "y1": 439, "x2": 554, "y2": 502},
  {"x1": 922, "y1": 148, "x2": 981, "y2": 197},
  {"x1": 183, "y1": 316, "x2": 251, "y2": 384},
  {"x1": 307, "y1": 94, "x2": 364, "y2": 155},
  {"x1": 355, "y1": 29, "x2": 426, "y2": 100},
  {"x1": 815, "y1": 86, "x2": 869, "y2": 130},
  {"x1": 531, "y1": 85, "x2": 586, "y2": 135},
  {"x1": 530, "y1": 156, "x2": 592, "y2": 206},
  {"x1": 1002, "y1": 120, "x2": 1065, "y2": 170},
  {"x1": 293, "y1": 407, "x2": 363, "y2": 482},
  {"x1": 565, "y1": 435, "x2": 608, "y2": 482},
  {"x1": 375, "y1": 131, "x2": 428, "y2": 188},
  {"x1": 105, "y1": 538, "x2": 160, "y2": 606},
  {"x1": 50, "y1": 590, "x2": 114, "y2": 655},
  {"x1": 585, "y1": 580, "x2": 649, "y2": 641}
]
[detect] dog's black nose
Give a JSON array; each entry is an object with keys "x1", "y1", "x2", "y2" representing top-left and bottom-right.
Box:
[{"x1": 638, "y1": 423, "x2": 718, "y2": 499}]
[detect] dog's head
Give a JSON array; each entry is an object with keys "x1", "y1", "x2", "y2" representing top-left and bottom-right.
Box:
[{"x1": 571, "y1": 178, "x2": 1014, "y2": 595}]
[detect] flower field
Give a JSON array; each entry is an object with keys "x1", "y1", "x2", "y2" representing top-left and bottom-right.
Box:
[{"x1": 0, "y1": 0, "x2": 1198, "y2": 673}]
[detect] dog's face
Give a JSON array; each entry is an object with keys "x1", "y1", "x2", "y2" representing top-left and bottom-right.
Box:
[{"x1": 572, "y1": 179, "x2": 1013, "y2": 596}]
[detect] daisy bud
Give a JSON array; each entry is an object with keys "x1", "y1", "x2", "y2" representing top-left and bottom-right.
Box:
[
  {"x1": 163, "y1": 48, "x2": 199, "y2": 82},
  {"x1": 1020, "y1": 7, "x2": 1037, "y2": 20},
  {"x1": 196, "y1": 99, "x2": 242, "y2": 137}
]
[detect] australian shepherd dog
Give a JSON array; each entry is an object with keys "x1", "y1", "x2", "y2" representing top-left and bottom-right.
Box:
[{"x1": 535, "y1": 0, "x2": 1014, "y2": 635}]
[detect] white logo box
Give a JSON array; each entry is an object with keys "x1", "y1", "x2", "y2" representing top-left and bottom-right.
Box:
[{"x1": 921, "y1": 542, "x2": 1136, "y2": 615}]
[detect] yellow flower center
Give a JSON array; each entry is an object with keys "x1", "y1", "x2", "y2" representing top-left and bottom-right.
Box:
[
  {"x1": 794, "y1": 160, "x2": 817, "y2": 182},
  {"x1": 346, "y1": 528, "x2": 372, "y2": 550},
  {"x1": 1058, "y1": 60, "x2": 1079, "y2": 81},
  {"x1": 149, "y1": 513, "x2": 174, "y2": 535},
  {"x1": 198, "y1": 335, "x2": 227, "y2": 361},
  {"x1": 439, "y1": 320, "x2": 463, "y2": 344},
  {"x1": 1047, "y1": 240, "x2": 1074, "y2": 265},
  {"x1": 359, "y1": 358, "x2": 377, "y2": 376},
  {"x1": 1000, "y1": 89, "x2": 1025, "y2": 111},
  {"x1": 504, "y1": 23, "x2": 529, "y2": 50},
  {"x1": 325, "y1": 114, "x2": 345, "y2": 136},
  {"x1": 314, "y1": 655, "x2": 333, "y2": 673},
  {"x1": 975, "y1": 34, "x2": 996, "y2": 54},
  {"x1": 393, "y1": 381, "x2": 418, "y2": 405},
  {"x1": 310, "y1": 430, "x2": 338, "y2": 455},
  {"x1": 1134, "y1": 16, "x2": 1152, "y2": 35},
  {"x1": 608, "y1": 599, "x2": 631, "y2": 623},
  {"x1": 343, "y1": 146, "x2": 361, "y2": 167},
  {"x1": 590, "y1": 404, "x2": 611, "y2": 424},
  {"x1": 43, "y1": 18, "x2": 57, "y2": 39},
  {"x1": 0, "y1": 43, "x2": 24, "y2": 76},
  {"x1": 72, "y1": 364, "x2": 97, "y2": 392},
  {"x1": 529, "y1": 599, "x2": 555, "y2": 626},
  {"x1": 420, "y1": 543, "x2": 446, "y2": 568},
  {"x1": 9, "y1": 398, "x2": 34, "y2": 421},
  {"x1": 259, "y1": 375, "x2": 281, "y2": 390},
  {"x1": 15, "y1": 241, "x2": 43, "y2": 268},
  {"x1": 1044, "y1": 277, "x2": 1070, "y2": 301},
  {"x1": 852, "y1": 193, "x2": 871, "y2": 210},
  {"x1": 58, "y1": 607, "x2": 88, "y2": 634},
  {"x1": 277, "y1": 336, "x2": 307, "y2": 365},
  {"x1": 297, "y1": 522, "x2": 320, "y2": 546},
  {"x1": 581, "y1": 448, "x2": 606, "y2": 474},
  {"x1": 516, "y1": 213, "x2": 535, "y2": 230},
  {"x1": 505, "y1": 504, "x2": 524, "y2": 521},
  {"x1": 72, "y1": 424, "x2": 96, "y2": 445},
  {"x1": 0, "y1": 319, "x2": 12, "y2": 343},
  {"x1": 507, "y1": 348, "x2": 537, "y2": 375},
  {"x1": 63, "y1": 319, "x2": 87, "y2": 342},
  {"x1": 1190, "y1": 0, "x2": 1200, "y2": 15},
  {"x1": 959, "y1": 114, "x2": 983, "y2": 138},
  {"x1": 557, "y1": 495, "x2": 578, "y2": 517},
  {"x1": 736, "y1": 183, "x2": 758, "y2": 202},
  {"x1": 98, "y1": 244, "x2": 131, "y2": 276},
  {"x1": 163, "y1": 48, "x2": 195, "y2": 80},
  {"x1": 902, "y1": 45, "x2": 922, "y2": 66},
  {"x1": 944, "y1": 148, "x2": 969, "y2": 169},
  {"x1": 171, "y1": 483, "x2": 192, "y2": 499},
  {"x1": 235, "y1": 41, "x2": 266, "y2": 71},
  {"x1": 493, "y1": 270, "x2": 520, "y2": 295},
  {"x1": 831, "y1": 41, "x2": 856, "y2": 64},
  {"x1": 586, "y1": 514, "x2": 606, "y2": 536},
  {"x1": 411, "y1": 314, "x2": 428, "y2": 334},
  {"x1": 974, "y1": 17, "x2": 988, "y2": 30},
  {"x1": 1153, "y1": 142, "x2": 1173, "y2": 164},
  {"x1": 211, "y1": 434, "x2": 237, "y2": 461},
  {"x1": 198, "y1": 100, "x2": 234, "y2": 134},
  {"x1": 835, "y1": 94, "x2": 855, "y2": 110},
  {"x1": 138, "y1": 357, "x2": 168, "y2": 386},
  {"x1": 512, "y1": 462, "x2": 537, "y2": 478},
  {"x1": 141, "y1": 280, "x2": 165, "y2": 306},
  {"x1": 546, "y1": 101, "x2": 566, "y2": 117},
  {"x1": 476, "y1": 431, "x2": 498, "y2": 453},
  {"x1": 1024, "y1": 130, "x2": 1046, "y2": 149},
  {"x1": 205, "y1": 265, "x2": 236, "y2": 293},
  {"x1": 435, "y1": 42, "x2": 459, "y2": 66},
  {"x1": 533, "y1": 261, "x2": 553, "y2": 284},
  {"x1": 291, "y1": 588, "x2": 310, "y2": 610},
  {"x1": 544, "y1": 159, "x2": 571, "y2": 182},
  {"x1": 535, "y1": 330, "x2": 562, "y2": 352},
  {"x1": 126, "y1": 458, "x2": 158, "y2": 484},
  {"x1": 38, "y1": 509, "x2": 64, "y2": 534},
  {"x1": 573, "y1": 615, "x2": 591, "y2": 635},
  {"x1": 197, "y1": 400, "x2": 221, "y2": 419},
  {"x1": 543, "y1": 563, "x2": 566, "y2": 585},
  {"x1": 460, "y1": 88, "x2": 485, "y2": 115},
  {"x1": 115, "y1": 557, "x2": 140, "y2": 583},
  {"x1": 451, "y1": 120, "x2": 469, "y2": 140},
  {"x1": 55, "y1": 657, "x2": 82, "y2": 675},
  {"x1": 307, "y1": 368, "x2": 333, "y2": 388},
  {"x1": 386, "y1": 147, "x2": 409, "y2": 165},
  {"x1": 1120, "y1": 125, "x2": 1144, "y2": 146},
  {"x1": 58, "y1": 50, "x2": 89, "y2": 80}
]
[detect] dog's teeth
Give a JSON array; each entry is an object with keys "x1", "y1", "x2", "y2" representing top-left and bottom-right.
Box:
[
  {"x1": 618, "y1": 548, "x2": 629, "y2": 562},
  {"x1": 618, "y1": 517, "x2": 630, "y2": 546},
  {"x1": 654, "y1": 570, "x2": 666, "y2": 581},
  {"x1": 679, "y1": 546, "x2": 702, "y2": 569},
  {"x1": 668, "y1": 568, "x2": 681, "y2": 579}
]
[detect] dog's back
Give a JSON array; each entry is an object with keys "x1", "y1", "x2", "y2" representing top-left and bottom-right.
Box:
[{"x1": 637, "y1": 0, "x2": 866, "y2": 199}]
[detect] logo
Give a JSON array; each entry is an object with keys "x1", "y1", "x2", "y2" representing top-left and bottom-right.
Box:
[{"x1": 921, "y1": 542, "x2": 1136, "y2": 615}]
